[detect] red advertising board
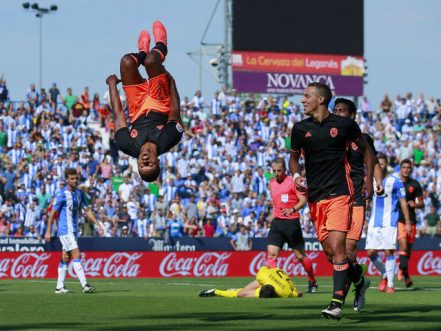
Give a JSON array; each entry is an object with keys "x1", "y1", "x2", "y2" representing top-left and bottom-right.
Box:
[
  {"x1": 0, "y1": 251, "x2": 439, "y2": 279},
  {"x1": 231, "y1": 51, "x2": 364, "y2": 76}
]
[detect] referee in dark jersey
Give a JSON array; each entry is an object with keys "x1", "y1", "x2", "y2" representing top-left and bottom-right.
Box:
[
  {"x1": 289, "y1": 82, "x2": 375, "y2": 320},
  {"x1": 333, "y1": 98, "x2": 383, "y2": 312},
  {"x1": 397, "y1": 159, "x2": 424, "y2": 288}
]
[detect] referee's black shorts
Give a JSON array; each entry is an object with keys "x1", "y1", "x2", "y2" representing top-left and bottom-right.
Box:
[{"x1": 267, "y1": 218, "x2": 305, "y2": 251}]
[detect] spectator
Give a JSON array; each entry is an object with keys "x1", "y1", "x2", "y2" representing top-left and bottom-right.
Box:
[
  {"x1": 183, "y1": 194, "x2": 198, "y2": 221},
  {"x1": 49, "y1": 83, "x2": 60, "y2": 111},
  {"x1": 424, "y1": 206, "x2": 439, "y2": 237},
  {"x1": 184, "y1": 216, "x2": 201, "y2": 237},
  {"x1": 118, "y1": 176, "x2": 133, "y2": 203},
  {"x1": 152, "y1": 209, "x2": 167, "y2": 238},
  {"x1": 167, "y1": 213, "x2": 184, "y2": 238},
  {"x1": 80, "y1": 87, "x2": 91, "y2": 113},
  {"x1": 36, "y1": 185, "x2": 52, "y2": 210},
  {"x1": 0, "y1": 79, "x2": 9, "y2": 102},
  {"x1": 63, "y1": 87, "x2": 78, "y2": 112},
  {"x1": 26, "y1": 83, "x2": 39, "y2": 108},
  {"x1": 380, "y1": 94, "x2": 392, "y2": 113},
  {"x1": 133, "y1": 210, "x2": 149, "y2": 239},
  {"x1": 230, "y1": 225, "x2": 252, "y2": 251},
  {"x1": 203, "y1": 219, "x2": 215, "y2": 238}
]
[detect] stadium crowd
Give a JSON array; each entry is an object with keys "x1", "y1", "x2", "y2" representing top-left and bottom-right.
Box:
[{"x1": 0, "y1": 78, "x2": 440, "y2": 245}]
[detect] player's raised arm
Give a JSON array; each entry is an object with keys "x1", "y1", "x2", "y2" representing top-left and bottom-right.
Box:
[{"x1": 106, "y1": 74, "x2": 127, "y2": 132}]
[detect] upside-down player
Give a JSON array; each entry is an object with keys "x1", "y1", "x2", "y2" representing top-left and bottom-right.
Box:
[
  {"x1": 198, "y1": 266, "x2": 302, "y2": 298},
  {"x1": 106, "y1": 20, "x2": 183, "y2": 182}
]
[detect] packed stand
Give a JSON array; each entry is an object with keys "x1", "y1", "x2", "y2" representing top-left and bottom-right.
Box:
[{"x1": 0, "y1": 78, "x2": 440, "y2": 243}]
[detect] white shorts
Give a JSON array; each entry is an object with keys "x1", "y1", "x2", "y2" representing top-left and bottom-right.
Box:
[
  {"x1": 59, "y1": 233, "x2": 79, "y2": 252},
  {"x1": 365, "y1": 226, "x2": 397, "y2": 250}
]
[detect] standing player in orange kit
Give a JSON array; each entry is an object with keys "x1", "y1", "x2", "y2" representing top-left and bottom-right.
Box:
[{"x1": 290, "y1": 82, "x2": 375, "y2": 320}]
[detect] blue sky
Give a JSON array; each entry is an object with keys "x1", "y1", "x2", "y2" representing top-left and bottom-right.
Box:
[{"x1": 1, "y1": 0, "x2": 440, "y2": 106}]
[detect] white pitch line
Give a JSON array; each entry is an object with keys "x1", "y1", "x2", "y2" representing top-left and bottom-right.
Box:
[
  {"x1": 11, "y1": 279, "x2": 441, "y2": 291},
  {"x1": 24, "y1": 279, "x2": 217, "y2": 287},
  {"x1": 141, "y1": 281, "x2": 217, "y2": 287}
]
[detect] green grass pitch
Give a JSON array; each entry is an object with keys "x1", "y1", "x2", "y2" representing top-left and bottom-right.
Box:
[{"x1": 1, "y1": 276, "x2": 440, "y2": 330}]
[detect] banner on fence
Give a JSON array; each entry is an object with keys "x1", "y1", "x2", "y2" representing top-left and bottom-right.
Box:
[{"x1": 0, "y1": 250, "x2": 439, "y2": 279}]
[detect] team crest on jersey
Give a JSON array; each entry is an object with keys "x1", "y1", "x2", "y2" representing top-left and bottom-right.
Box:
[
  {"x1": 156, "y1": 80, "x2": 169, "y2": 101},
  {"x1": 408, "y1": 186, "x2": 414, "y2": 193},
  {"x1": 176, "y1": 122, "x2": 183, "y2": 133},
  {"x1": 130, "y1": 129, "x2": 138, "y2": 138},
  {"x1": 330, "y1": 127, "x2": 338, "y2": 138},
  {"x1": 351, "y1": 142, "x2": 358, "y2": 151}
]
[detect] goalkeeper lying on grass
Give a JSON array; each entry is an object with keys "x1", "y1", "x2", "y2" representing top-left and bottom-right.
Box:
[{"x1": 199, "y1": 266, "x2": 302, "y2": 298}]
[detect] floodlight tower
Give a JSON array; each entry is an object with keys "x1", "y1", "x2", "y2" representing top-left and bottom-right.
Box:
[{"x1": 22, "y1": 2, "x2": 58, "y2": 89}]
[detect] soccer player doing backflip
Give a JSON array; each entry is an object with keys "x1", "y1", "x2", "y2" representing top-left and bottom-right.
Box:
[{"x1": 106, "y1": 21, "x2": 183, "y2": 182}]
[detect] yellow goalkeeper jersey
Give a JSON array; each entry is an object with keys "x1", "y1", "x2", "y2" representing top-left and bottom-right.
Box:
[{"x1": 254, "y1": 266, "x2": 300, "y2": 298}]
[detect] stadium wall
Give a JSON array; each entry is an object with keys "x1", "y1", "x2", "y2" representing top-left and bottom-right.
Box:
[{"x1": 1, "y1": 237, "x2": 441, "y2": 252}]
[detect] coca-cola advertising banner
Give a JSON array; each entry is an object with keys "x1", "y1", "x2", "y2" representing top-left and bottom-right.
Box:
[
  {"x1": 233, "y1": 71, "x2": 364, "y2": 96},
  {"x1": 1, "y1": 251, "x2": 440, "y2": 279}
]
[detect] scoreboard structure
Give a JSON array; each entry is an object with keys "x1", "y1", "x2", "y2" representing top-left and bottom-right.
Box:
[{"x1": 231, "y1": 0, "x2": 364, "y2": 96}]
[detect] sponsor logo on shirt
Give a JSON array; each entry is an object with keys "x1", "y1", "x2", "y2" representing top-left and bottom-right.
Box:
[
  {"x1": 330, "y1": 127, "x2": 338, "y2": 138},
  {"x1": 176, "y1": 123, "x2": 183, "y2": 133}
]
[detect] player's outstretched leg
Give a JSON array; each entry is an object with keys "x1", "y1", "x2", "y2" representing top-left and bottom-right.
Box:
[
  {"x1": 152, "y1": 20, "x2": 167, "y2": 61},
  {"x1": 142, "y1": 21, "x2": 168, "y2": 79}
]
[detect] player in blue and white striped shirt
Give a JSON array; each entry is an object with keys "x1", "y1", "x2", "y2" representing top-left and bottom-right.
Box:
[
  {"x1": 45, "y1": 168, "x2": 103, "y2": 294},
  {"x1": 365, "y1": 155, "x2": 411, "y2": 293}
]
